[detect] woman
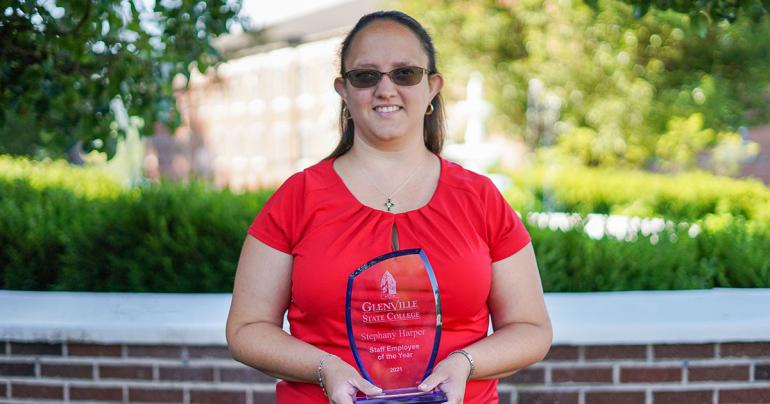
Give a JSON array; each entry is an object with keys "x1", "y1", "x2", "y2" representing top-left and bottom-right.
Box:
[{"x1": 226, "y1": 10, "x2": 552, "y2": 404}]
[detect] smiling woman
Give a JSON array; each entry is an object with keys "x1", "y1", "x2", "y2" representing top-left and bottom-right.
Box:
[
  {"x1": 226, "y1": 10, "x2": 552, "y2": 404},
  {"x1": 334, "y1": 19, "x2": 440, "y2": 150},
  {"x1": 329, "y1": 12, "x2": 446, "y2": 162}
]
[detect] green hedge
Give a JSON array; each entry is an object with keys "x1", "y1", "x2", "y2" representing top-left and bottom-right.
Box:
[
  {"x1": 508, "y1": 164, "x2": 770, "y2": 291},
  {"x1": 0, "y1": 155, "x2": 123, "y2": 199},
  {"x1": 531, "y1": 217, "x2": 770, "y2": 292},
  {"x1": 0, "y1": 156, "x2": 271, "y2": 292},
  {"x1": 1, "y1": 155, "x2": 768, "y2": 292},
  {"x1": 503, "y1": 165, "x2": 770, "y2": 224}
]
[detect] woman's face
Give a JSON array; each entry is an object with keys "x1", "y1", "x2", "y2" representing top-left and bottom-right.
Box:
[{"x1": 335, "y1": 20, "x2": 443, "y2": 148}]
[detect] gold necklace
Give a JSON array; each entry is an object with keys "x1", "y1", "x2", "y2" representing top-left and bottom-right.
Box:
[{"x1": 357, "y1": 154, "x2": 428, "y2": 212}]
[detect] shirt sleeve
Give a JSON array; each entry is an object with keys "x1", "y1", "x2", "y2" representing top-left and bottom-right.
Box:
[
  {"x1": 483, "y1": 177, "x2": 531, "y2": 262},
  {"x1": 247, "y1": 172, "x2": 305, "y2": 255}
]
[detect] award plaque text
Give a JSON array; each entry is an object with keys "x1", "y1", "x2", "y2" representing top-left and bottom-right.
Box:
[{"x1": 345, "y1": 249, "x2": 447, "y2": 403}]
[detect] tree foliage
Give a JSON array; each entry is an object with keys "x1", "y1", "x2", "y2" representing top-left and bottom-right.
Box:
[
  {"x1": 0, "y1": 0, "x2": 242, "y2": 159},
  {"x1": 401, "y1": 0, "x2": 770, "y2": 171},
  {"x1": 611, "y1": 0, "x2": 770, "y2": 33}
]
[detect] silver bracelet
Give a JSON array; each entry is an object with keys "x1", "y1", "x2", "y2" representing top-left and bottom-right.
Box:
[
  {"x1": 317, "y1": 353, "x2": 338, "y2": 396},
  {"x1": 449, "y1": 349, "x2": 475, "y2": 380}
]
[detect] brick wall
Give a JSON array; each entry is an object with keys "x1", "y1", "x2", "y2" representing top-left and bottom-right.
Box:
[
  {"x1": 2, "y1": 340, "x2": 769, "y2": 403},
  {"x1": 0, "y1": 341, "x2": 273, "y2": 404}
]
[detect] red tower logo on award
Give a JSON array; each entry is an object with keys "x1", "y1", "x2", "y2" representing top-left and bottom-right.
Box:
[{"x1": 380, "y1": 270, "x2": 397, "y2": 300}]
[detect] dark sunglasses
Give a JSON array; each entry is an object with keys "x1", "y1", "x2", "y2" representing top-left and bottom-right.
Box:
[{"x1": 343, "y1": 66, "x2": 429, "y2": 88}]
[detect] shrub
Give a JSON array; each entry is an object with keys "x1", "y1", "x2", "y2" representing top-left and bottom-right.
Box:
[
  {"x1": 529, "y1": 215, "x2": 770, "y2": 292},
  {"x1": 0, "y1": 155, "x2": 122, "y2": 198},
  {"x1": 1, "y1": 155, "x2": 767, "y2": 292},
  {"x1": 54, "y1": 182, "x2": 271, "y2": 292},
  {"x1": 503, "y1": 164, "x2": 770, "y2": 222},
  {"x1": 0, "y1": 156, "x2": 272, "y2": 292},
  {"x1": 0, "y1": 179, "x2": 93, "y2": 289}
]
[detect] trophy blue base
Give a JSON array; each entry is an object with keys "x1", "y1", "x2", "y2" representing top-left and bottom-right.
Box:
[{"x1": 356, "y1": 388, "x2": 447, "y2": 403}]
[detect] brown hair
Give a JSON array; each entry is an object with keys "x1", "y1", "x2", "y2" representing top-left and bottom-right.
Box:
[{"x1": 326, "y1": 11, "x2": 446, "y2": 159}]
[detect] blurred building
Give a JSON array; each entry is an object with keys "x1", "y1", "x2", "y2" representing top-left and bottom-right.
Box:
[
  {"x1": 144, "y1": 1, "x2": 770, "y2": 189},
  {"x1": 145, "y1": 0, "x2": 379, "y2": 190}
]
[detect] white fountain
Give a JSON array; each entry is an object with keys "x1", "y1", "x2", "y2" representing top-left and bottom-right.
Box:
[{"x1": 443, "y1": 72, "x2": 511, "y2": 190}]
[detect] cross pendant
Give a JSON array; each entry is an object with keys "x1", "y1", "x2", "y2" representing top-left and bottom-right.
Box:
[{"x1": 384, "y1": 198, "x2": 395, "y2": 212}]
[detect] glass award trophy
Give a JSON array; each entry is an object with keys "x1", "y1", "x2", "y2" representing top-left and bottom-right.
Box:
[{"x1": 345, "y1": 248, "x2": 447, "y2": 403}]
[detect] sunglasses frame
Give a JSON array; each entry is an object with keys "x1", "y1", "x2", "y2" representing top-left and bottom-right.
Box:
[{"x1": 343, "y1": 66, "x2": 430, "y2": 88}]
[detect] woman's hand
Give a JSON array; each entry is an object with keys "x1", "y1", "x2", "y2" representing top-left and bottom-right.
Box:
[
  {"x1": 417, "y1": 353, "x2": 471, "y2": 404},
  {"x1": 321, "y1": 356, "x2": 383, "y2": 404}
]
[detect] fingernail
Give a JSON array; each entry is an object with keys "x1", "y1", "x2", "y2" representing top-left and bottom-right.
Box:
[{"x1": 418, "y1": 383, "x2": 427, "y2": 390}]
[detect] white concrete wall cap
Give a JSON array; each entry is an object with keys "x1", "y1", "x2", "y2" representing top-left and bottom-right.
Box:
[{"x1": 1, "y1": 288, "x2": 769, "y2": 345}]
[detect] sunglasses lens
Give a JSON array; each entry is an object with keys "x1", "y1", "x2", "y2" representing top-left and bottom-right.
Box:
[
  {"x1": 345, "y1": 67, "x2": 426, "y2": 88},
  {"x1": 348, "y1": 70, "x2": 381, "y2": 88},
  {"x1": 391, "y1": 67, "x2": 424, "y2": 86}
]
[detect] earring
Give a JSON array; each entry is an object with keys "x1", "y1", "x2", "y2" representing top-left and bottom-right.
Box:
[
  {"x1": 425, "y1": 103, "x2": 434, "y2": 116},
  {"x1": 342, "y1": 105, "x2": 352, "y2": 120}
]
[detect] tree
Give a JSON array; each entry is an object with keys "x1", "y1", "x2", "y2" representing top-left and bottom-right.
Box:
[
  {"x1": 401, "y1": 0, "x2": 770, "y2": 170},
  {"x1": 610, "y1": 0, "x2": 770, "y2": 30},
  {"x1": 0, "y1": 0, "x2": 242, "y2": 159}
]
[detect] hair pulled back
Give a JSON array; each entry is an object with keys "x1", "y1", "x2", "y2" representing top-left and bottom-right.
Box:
[{"x1": 327, "y1": 10, "x2": 446, "y2": 159}]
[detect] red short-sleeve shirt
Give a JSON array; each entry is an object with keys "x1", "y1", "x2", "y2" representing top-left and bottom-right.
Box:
[{"x1": 248, "y1": 155, "x2": 531, "y2": 403}]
